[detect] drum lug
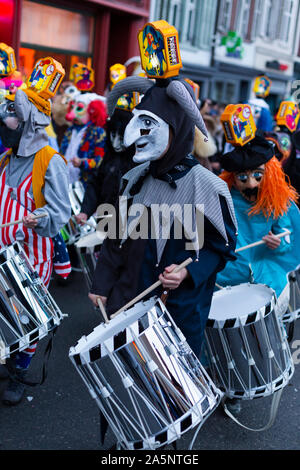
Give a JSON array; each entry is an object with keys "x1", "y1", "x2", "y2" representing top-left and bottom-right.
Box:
[
  {"x1": 122, "y1": 375, "x2": 134, "y2": 389},
  {"x1": 165, "y1": 344, "x2": 177, "y2": 356},
  {"x1": 101, "y1": 386, "x2": 112, "y2": 398},
  {"x1": 147, "y1": 360, "x2": 158, "y2": 373}
]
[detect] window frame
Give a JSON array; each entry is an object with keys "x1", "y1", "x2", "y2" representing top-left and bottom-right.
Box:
[
  {"x1": 217, "y1": 0, "x2": 233, "y2": 34},
  {"x1": 20, "y1": 0, "x2": 95, "y2": 56}
]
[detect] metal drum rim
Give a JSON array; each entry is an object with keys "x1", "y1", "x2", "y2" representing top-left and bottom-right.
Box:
[
  {"x1": 207, "y1": 283, "x2": 277, "y2": 327},
  {"x1": 0, "y1": 317, "x2": 61, "y2": 360},
  {"x1": 69, "y1": 296, "x2": 166, "y2": 361},
  {"x1": 220, "y1": 362, "x2": 295, "y2": 400},
  {"x1": 128, "y1": 395, "x2": 220, "y2": 450}
]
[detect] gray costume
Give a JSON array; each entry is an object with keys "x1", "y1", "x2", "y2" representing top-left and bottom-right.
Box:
[{"x1": 3, "y1": 89, "x2": 71, "y2": 237}]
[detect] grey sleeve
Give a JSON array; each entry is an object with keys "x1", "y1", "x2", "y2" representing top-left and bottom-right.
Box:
[{"x1": 33, "y1": 154, "x2": 71, "y2": 238}]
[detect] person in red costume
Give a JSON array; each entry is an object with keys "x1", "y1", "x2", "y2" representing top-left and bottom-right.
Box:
[{"x1": 60, "y1": 93, "x2": 107, "y2": 187}]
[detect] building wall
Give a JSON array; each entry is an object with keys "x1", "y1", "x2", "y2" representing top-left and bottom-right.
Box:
[
  {"x1": 150, "y1": 0, "x2": 300, "y2": 110},
  {"x1": 0, "y1": 0, "x2": 150, "y2": 94}
]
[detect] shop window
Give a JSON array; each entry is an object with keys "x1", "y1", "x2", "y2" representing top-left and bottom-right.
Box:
[
  {"x1": 211, "y1": 79, "x2": 237, "y2": 103},
  {"x1": 262, "y1": 0, "x2": 281, "y2": 40},
  {"x1": 19, "y1": 1, "x2": 94, "y2": 80},
  {"x1": 252, "y1": 0, "x2": 264, "y2": 39},
  {"x1": 278, "y1": 0, "x2": 294, "y2": 43},
  {"x1": 234, "y1": 0, "x2": 251, "y2": 40},
  {"x1": 217, "y1": 0, "x2": 233, "y2": 34}
]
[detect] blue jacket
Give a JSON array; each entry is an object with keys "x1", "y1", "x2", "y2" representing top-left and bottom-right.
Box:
[{"x1": 217, "y1": 188, "x2": 300, "y2": 299}]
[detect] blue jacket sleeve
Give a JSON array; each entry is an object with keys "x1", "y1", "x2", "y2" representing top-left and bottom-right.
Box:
[{"x1": 187, "y1": 195, "x2": 237, "y2": 288}]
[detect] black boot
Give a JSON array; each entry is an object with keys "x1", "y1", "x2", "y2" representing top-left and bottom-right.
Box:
[{"x1": 2, "y1": 368, "x2": 27, "y2": 406}]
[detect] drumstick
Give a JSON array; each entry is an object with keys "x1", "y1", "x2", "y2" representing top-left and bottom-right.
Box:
[
  {"x1": 73, "y1": 216, "x2": 97, "y2": 229},
  {"x1": 97, "y1": 298, "x2": 109, "y2": 324},
  {"x1": 0, "y1": 212, "x2": 48, "y2": 228},
  {"x1": 79, "y1": 220, "x2": 97, "y2": 229},
  {"x1": 235, "y1": 230, "x2": 291, "y2": 253},
  {"x1": 111, "y1": 257, "x2": 193, "y2": 319}
]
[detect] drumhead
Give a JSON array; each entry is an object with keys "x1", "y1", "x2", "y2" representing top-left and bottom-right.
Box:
[
  {"x1": 69, "y1": 297, "x2": 163, "y2": 362},
  {"x1": 75, "y1": 230, "x2": 107, "y2": 248},
  {"x1": 209, "y1": 283, "x2": 275, "y2": 323}
]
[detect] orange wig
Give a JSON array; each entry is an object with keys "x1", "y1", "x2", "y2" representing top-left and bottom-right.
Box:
[{"x1": 219, "y1": 156, "x2": 298, "y2": 219}]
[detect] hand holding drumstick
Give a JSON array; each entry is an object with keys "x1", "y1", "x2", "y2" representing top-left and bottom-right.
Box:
[
  {"x1": 88, "y1": 262, "x2": 190, "y2": 309},
  {"x1": 0, "y1": 212, "x2": 48, "y2": 229},
  {"x1": 88, "y1": 258, "x2": 193, "y2": 321},
  {"x1": 261, "y1": 231, "x2": 282, "y2": 250},
  {"x1": 159, "y1": 264, "x2": 189, "y2": 290},
  {"x1": 22, "y1": 213, "x2": 40, "y2": 229}
]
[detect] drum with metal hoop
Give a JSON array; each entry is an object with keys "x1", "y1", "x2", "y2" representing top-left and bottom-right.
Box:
[
  {"x1": 204, "y1": 283, "x2": 294, "y2": 400},
  {"x1": 0, "y1": 242, "x2": 65, "y2": 361},
  {"x1": 69, "y1": 297, "x2": 222, "y2": 450},
  {"x1": 75, "y1": 230, "x2": 107, "y2": 290},
  {"x1": 65, "y1": 181, "x2": 97, "y2": 245}
]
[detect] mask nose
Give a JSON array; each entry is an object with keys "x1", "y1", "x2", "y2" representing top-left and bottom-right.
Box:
[
  {"x1": 123, "y1": 116, "x2": 141, "y2": 148},
  {"x1": 246, "y1": 176, "x2": 259, "y2": 189},
  {"x1": 65, "y1": 110, "x2": 75, "y2": 122}
]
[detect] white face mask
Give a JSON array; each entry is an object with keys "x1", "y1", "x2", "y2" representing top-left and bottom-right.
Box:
[{"x1": 123, "y1": 109, "x2": 170, "y2": 163}]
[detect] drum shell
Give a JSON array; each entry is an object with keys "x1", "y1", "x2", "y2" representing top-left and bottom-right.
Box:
[
  {"x1": 205, "y1": 285, "x2": 294, "y2": 399},
  {"x1": 0, "y1": 243, "x2": 64, "y2": 360},
  {"x1": 70, "y1": 297, "x2": 222, "y2": 450},
  {"x1": 75, "y1": 230, "x2": 107, "y2": 290},
  {"x1": 75, "y1": 244, "x2": 101, "y2": 291},
  {"x1": 66, "y1": 182, "x2": 97, "y2": 245}
]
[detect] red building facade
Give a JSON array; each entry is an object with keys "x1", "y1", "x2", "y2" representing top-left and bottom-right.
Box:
[{"x1": 0, "y1": 0, "x2": 150, "y2": 94}]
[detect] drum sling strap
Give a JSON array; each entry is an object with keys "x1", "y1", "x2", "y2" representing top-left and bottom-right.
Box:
[
  {"x1": 5, "y1": 328, "x2": 58, "y2": 387},
  {"x1": 0, "y1": 147, "x2": 67, "y2": 387},
  {"x1": 221, "y1": 389, "x2": 284, "y2": 432}
]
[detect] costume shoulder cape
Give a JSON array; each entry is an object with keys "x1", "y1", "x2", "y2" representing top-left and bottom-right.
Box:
[
  {"x1": 119, "y1": 162, "x2": 238, "y2": 264},
  {"x1": 0, "y1": 146, "x2": 67, "y2": 208}
]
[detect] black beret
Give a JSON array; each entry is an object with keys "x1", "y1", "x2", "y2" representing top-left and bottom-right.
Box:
[{"x1": 220, "y1": 132, "x2": 274, "y2": 172}]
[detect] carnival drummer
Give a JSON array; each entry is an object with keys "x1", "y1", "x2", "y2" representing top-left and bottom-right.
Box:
[
  {"x1": 0, "y1": 59, "x2": 71, "y2": 405},
  {"x1": 217, "y1": 105, "x2": 300, "y2": 315},
  {"x1": 88, "y1": 74, "x2": 237, "y2": 359}
]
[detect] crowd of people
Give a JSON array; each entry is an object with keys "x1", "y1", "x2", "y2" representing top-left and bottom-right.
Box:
[{"x1": 0, "y1": 22, "x2": 299, "y2": 450}]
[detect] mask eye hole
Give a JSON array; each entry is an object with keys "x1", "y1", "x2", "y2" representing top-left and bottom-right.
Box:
[
  {"x1": 7, "y1": 103, "x2": 15, "y2": 113},
  {"x1": 236, "y1": 174, "x2": 248, "y2": 183},
  {"x1": 252, "y1": 171, "x2": 264, "y2": 182},
  {"x1": 236, "y1": 171, "x2": 264, "y2": 183}
]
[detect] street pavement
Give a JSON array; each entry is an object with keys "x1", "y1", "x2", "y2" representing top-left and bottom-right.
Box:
[{"x1": 0, "y1": 269, "x2": 299, "y2": 452}]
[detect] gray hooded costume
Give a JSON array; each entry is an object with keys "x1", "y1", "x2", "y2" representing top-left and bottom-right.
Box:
[{"x1": 2, "y1": 90, "x2": 71, "y2": 238}]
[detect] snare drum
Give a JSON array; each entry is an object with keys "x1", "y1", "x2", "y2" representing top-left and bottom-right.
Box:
[
  {"x1": 204, "y1": 283, "x2": 294, "y2": 400},
  {"x1": 0, "y1": 242, "x2": 65, "y2": 361},
  {"x1": 66, "y1": 181, "x2": 97, "y2": 245},
  {"x1": 69, "y1": 297, "x2": 222, "y2": 450},
  {"x1": 75, "y1": 230, "x2": 107, "y2": 290}
]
